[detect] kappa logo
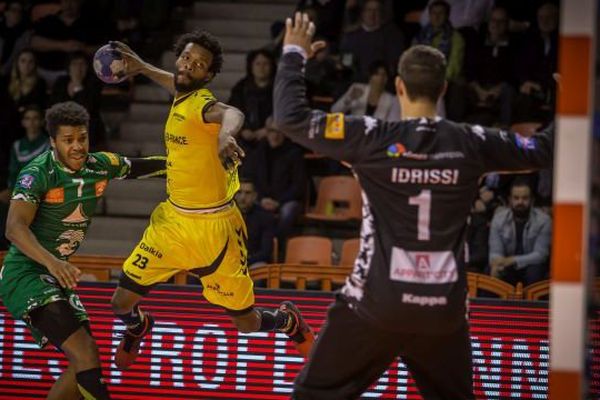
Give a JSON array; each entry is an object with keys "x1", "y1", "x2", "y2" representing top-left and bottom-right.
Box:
[
  {"x1": 471, "y1": 125, "x2": 486, "y2": 141},
  {"x1": 363, "y1": 116, "x2": 378, "y2": 135}
]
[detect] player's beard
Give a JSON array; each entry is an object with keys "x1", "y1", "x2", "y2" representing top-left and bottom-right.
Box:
[{"x1": 174, "y1": 72, "x2": 206, "y2": 94}]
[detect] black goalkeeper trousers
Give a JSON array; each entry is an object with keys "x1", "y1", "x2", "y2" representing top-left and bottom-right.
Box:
[{"x1": 292, "y1": 298, "x2": 474, "y2": 400}]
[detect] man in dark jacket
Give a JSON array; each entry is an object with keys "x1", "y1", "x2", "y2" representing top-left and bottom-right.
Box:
[{"x1": 242, "y1": 117, "x2": 307, "y2": 248}]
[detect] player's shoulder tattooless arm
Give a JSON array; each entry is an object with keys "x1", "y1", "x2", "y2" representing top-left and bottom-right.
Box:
[{"x1": 11, "y1": 167, "x2": 47, "y2": 204}]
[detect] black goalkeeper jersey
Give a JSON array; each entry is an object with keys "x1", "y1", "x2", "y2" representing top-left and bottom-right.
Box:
[{"x1": 274, "y1": 51, "x2": 553, "y2": 334}]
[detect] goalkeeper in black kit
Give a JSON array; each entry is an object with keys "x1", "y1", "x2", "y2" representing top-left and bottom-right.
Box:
[{"x1": 274, "y1": 13, "x2": 554, "y2": 400}]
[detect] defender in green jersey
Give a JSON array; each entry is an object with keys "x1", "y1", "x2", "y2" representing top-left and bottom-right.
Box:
[{"x1": 0, "y1": 102, "x2": 165, "y2": 400}]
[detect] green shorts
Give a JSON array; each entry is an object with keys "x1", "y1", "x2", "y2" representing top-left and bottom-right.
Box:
[{"x1": 0, "y1": 257, "x2": 88, "y2": 347}]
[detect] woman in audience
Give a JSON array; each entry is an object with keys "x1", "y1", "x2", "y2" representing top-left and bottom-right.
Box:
[
  {"x1": 3, "y1": 48, "x2": 47, "y2": 113},
  {"x1": 331, "y1": 60, "x2": 399, "y2": 121},
  {"x1": 0, "y1": 1, "x2": 31, "y2": 75},
  {"x1": 228, "y1": 48, "x2": 276, "y2": 154}
]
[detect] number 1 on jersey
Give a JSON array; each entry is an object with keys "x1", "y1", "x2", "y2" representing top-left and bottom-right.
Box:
[{"x1": 409, "y1": 190, "x2": 431, "y2": 241}]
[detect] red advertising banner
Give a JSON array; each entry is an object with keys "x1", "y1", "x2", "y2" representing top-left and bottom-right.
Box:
[{"x1": 0, "y1": 282, "x2": 597, "y2": 399}]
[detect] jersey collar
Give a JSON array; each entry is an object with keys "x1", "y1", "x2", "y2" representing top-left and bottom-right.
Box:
[{"x1": 50, "y1": 150, "x2": 86, "y2": 175}]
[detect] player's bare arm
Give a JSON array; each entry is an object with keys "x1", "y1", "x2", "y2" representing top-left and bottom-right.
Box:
[
  {"x1": 205, "y1": 102, "x2": 246, "y2": 167},
  {"x1": 109, "y1": 40, "x2": 175, "y2": 95},
  {"x1": 5, "y1": 201, "x2": 81, "y2": 289}
]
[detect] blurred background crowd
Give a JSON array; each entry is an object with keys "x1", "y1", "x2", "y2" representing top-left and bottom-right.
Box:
[{"x1": 0, "y1": 0, "x2": 599, "y2": 292}]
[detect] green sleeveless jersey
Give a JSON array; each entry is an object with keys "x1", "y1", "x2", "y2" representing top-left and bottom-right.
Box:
[{"x1": 5, "y1": 150, "x2": 130, "y2": 263}]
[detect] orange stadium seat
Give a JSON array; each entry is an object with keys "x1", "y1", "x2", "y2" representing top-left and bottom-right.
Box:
[
  {"x1": 285, "y1": 236, "x2": 333, "y2": 265},
  {"x1": 339, "y1": 238, "x2": 360, "y2": 267},
  {"x1": 523, "y1": 279, "x2": 550, "y2": 300},
  {"x1": 467, "y1": 272, "x2": 523, "y2": 300},
  {"x1": 306, "y1": 175, "x2": 362, "y2": 221}
]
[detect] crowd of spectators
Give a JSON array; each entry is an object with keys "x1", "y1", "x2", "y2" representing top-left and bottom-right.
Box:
[
  {"x1": 0, "y1": 0, "x2": 574, "y2": 288},
  {"x1": 236, "y1": 0, "x2": 561, "y2": 286}
]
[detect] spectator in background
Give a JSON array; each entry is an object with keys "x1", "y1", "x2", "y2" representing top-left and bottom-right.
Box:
[
  {"x1": 339, "y1": 0, "x2": 405, "y2": 84},
  {"x1": 332, "y1": 60, "x2": 400, "y2": 121},
  {"x1": 464, "y1": 6, "x2": 517, "y2": 127},
  {"x1": 0, "y1": 105, "x2": 49, "y2": 203},
  {"x1": 414, "y1": 0, "x2": 465, "y2": 119},
  {"x1": 2, "y1": 48, "x2": 47, "y2": 113},
  {"x1": 420, "y1": 0, "x2": 493, "y2": 30},
  {"x1": 420, "y1": 0, "x2": 494, "y2": 48},
  {"x1": 305, "y1": 39, "x2": 352, "y2": 109},
  {"x1": 31, "y1": 0, "x2": 104, "y2": 84},
  {"x1": 112, "y1": 0, "x2": 144, "y2": 50},
  {"x1": 242, "y1": 117, "x2": 307, "y2": 251},
  {"x1": 514, "y1": 2, "x2": 558, "y2": 123},
  {"x1": 0, "y1": 105, "x2": 49, "y2": 251},
  {"x1": 489, "y1": 179, "x2": 551, "y2": 286},
  {"x1": 0, "y1": 1, "x2": 31, "y2": 75},
  {"x1": 235, "y1": 178, "x2": 276, "y2": 268},
  {"x1": 50, "y1": 51, "x2": 104, "y2": 149},
  {"x1": 228, "y1": 49, "x2": 276, "y2": 154},
  {"x1": 466, "y1": 186, "x2": 501, "y2": 273},
  {"x1": 296, "y1": 0, "x2": 347, "y2": 48}
]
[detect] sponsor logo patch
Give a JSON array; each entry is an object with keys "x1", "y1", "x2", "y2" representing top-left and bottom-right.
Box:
[
  {"x1": 363, "y1": 116, "x2": 378, "y2": 135},
  {"x1": 44, "y1": 187, "x2": 64, "y2": 203},
  {"x1": 515, "y1": 133, "x2": 537, "y2": 150},
  {"x1": 40, "y1": 274, "x2": 58, "y2": 286},
  {"x1": 324, "y1": 113, "x2": 345, "y2": 140},
  {"x1": 205, "y1": 282, "x2": 234, "y2": 297},
  {"x1": 99, "y1": 152, "x2": 120, "y2": 166},
  {"x1": 68, "y1": 294, "x2": 86, "y2": 312},
  {"x1": 18, "y1": 174, "x2": 35, "y2": 189},
  {"x1": 390, "y1": 247, "x2": 458, "y2": 284},
  {"x1": 95, "y1": 180, "x2": 108, "y2": 196},
  {"x1": 386, "y1": 143, "x2": 406, "y2": 158}
]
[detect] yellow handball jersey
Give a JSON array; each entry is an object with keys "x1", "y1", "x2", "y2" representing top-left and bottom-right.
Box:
[{"x1": 164, "y1": 88, "x2": 239, "y2": 209}]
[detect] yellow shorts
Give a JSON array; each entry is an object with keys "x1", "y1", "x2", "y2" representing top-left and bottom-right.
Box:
[{"x1": 122, "y1": 200, "x2": 254, "y2": 311}]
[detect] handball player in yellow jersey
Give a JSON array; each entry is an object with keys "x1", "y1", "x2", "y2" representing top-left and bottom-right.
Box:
[{"x1": 107, "y1": 31, "x2": 314, "y2": 369}]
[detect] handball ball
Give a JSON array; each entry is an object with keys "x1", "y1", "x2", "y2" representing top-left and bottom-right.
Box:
[{"x1": 93, "y1": 44, "x2": 127, "y2": 84}]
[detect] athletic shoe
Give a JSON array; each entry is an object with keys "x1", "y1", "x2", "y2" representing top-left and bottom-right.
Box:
[
  {"x1": 114, "y1": 312, "x2": 154, "y2": 370},
  {"x1": 279, "y1": 301, "x2": 315, "y2": 358}
]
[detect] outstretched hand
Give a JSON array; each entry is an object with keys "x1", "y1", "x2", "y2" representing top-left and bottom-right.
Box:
[
  {"x1": 283, "y1": 12, "x2": 326, "y2": 58},
  {"x1": 108, "y1": 40, "x2": 146, "y2": 78}
]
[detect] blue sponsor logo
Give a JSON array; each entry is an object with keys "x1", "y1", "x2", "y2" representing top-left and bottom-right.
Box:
[{"x1": 515, "y1": 134, "x2": 536, "y2": 150}]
